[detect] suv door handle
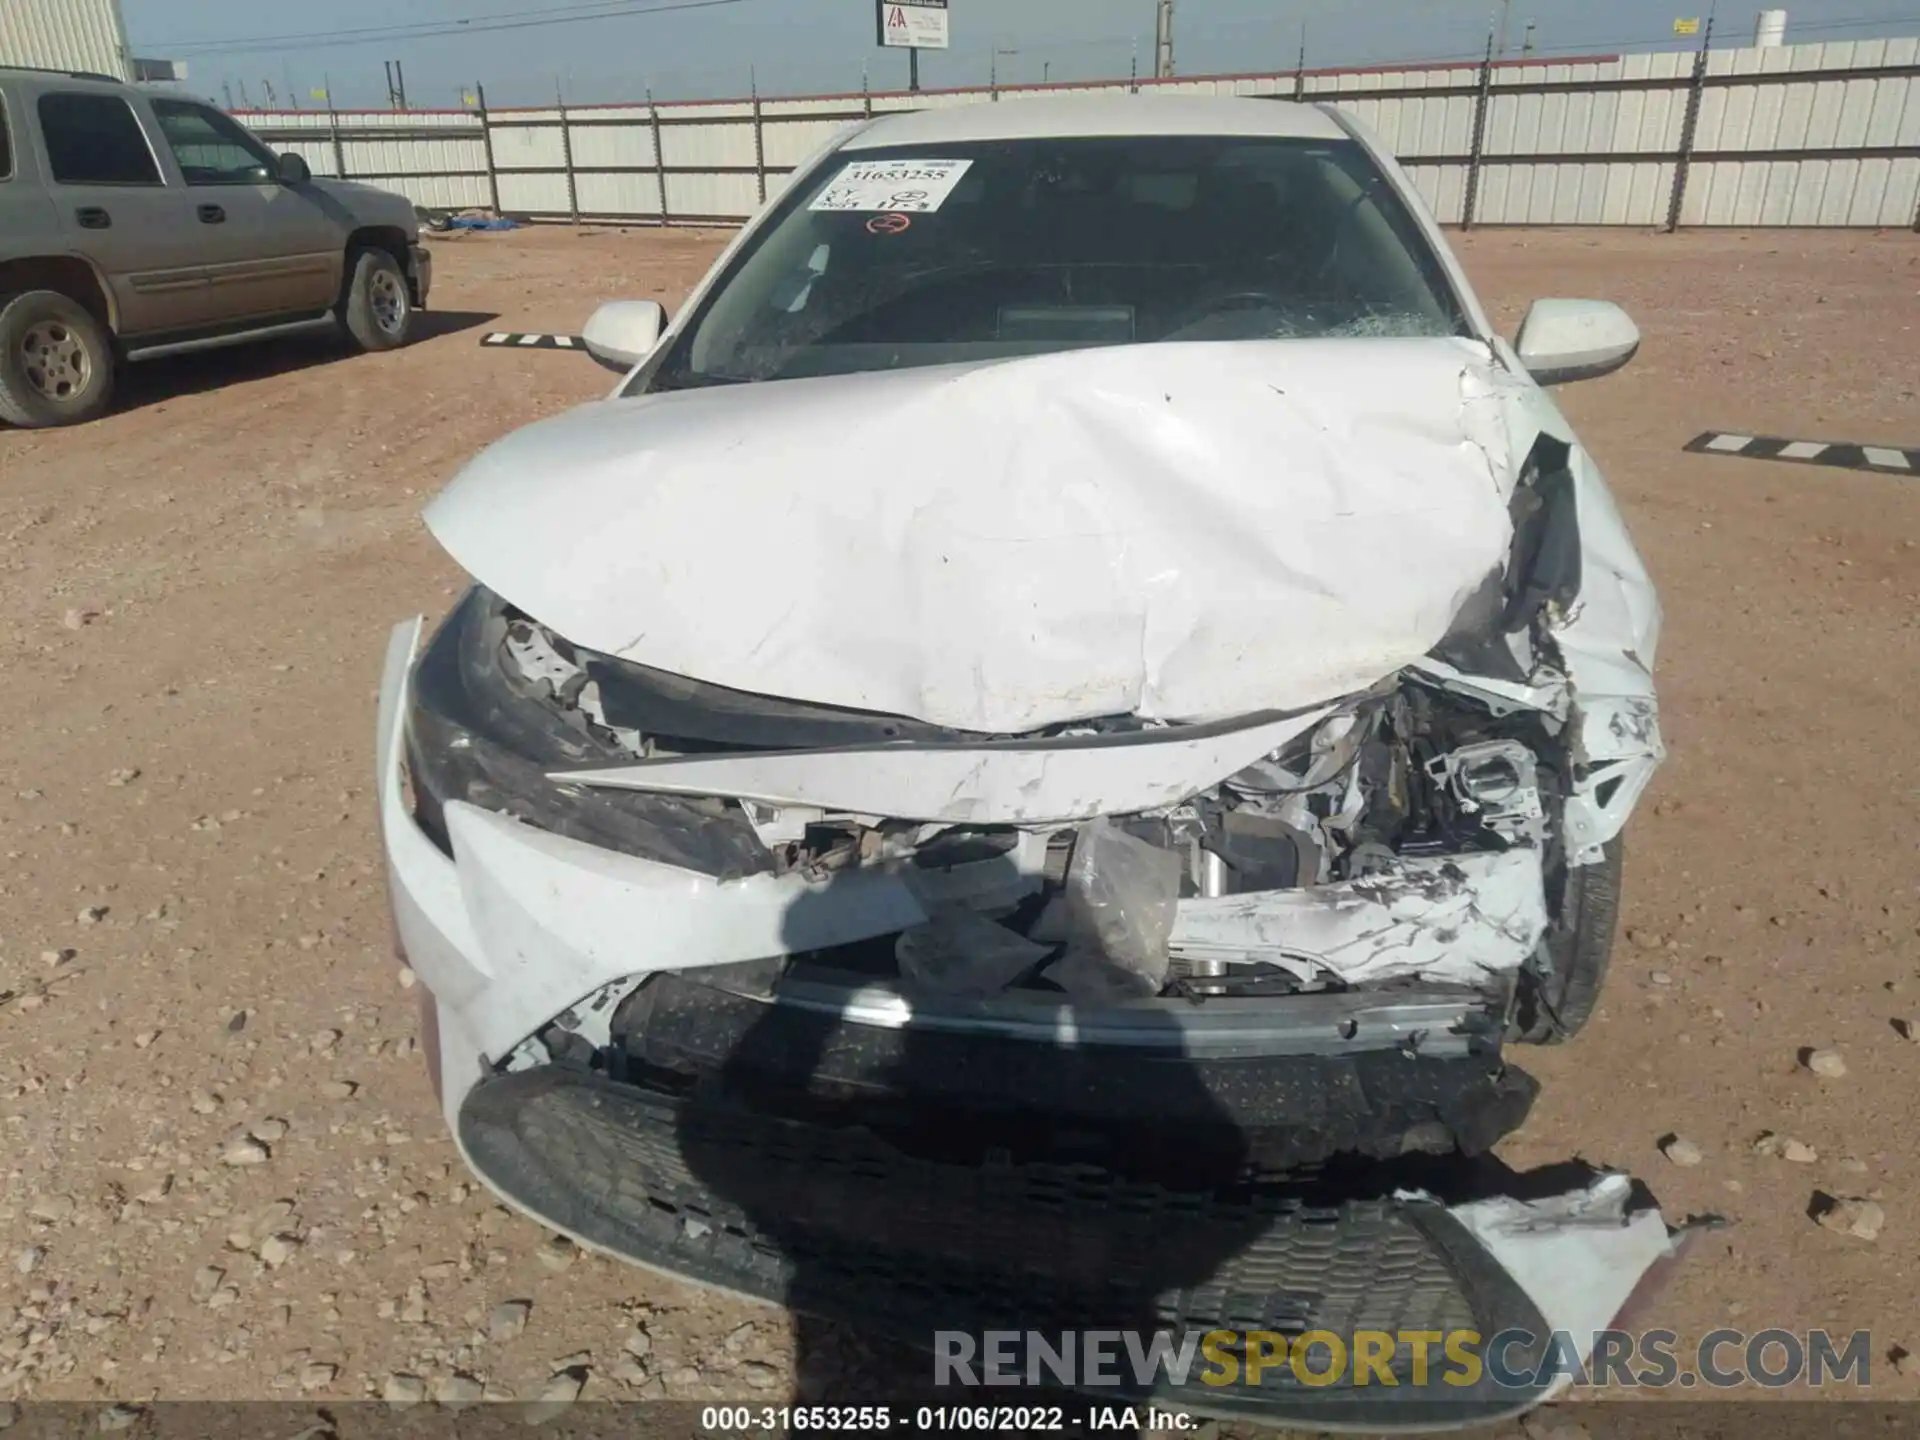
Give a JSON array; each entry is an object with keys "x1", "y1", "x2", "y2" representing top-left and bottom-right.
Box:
[
  {"x1": 198, "y1": 204, "x2": 226, "y2": 224},
  {"x1": 75, "y1": 207, "x2": 111, "y2": 229}
]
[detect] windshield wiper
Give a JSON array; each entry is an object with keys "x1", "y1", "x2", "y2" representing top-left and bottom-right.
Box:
[{"x1": 647, "y1": 369, "x2": 751, "y2": 392}]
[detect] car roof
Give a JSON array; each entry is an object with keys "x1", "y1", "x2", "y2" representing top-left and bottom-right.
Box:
[{"x1": 839, "y1": 95, "x2": 1349, "y2": 151}]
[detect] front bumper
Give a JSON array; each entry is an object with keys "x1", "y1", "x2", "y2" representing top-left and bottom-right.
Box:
[
  {"x1": 376, "y1": 615, "x2": 1685, "y2": 1428},
  {"x1": 408, "y1": 243, "x2": 432, "y2": 307}
]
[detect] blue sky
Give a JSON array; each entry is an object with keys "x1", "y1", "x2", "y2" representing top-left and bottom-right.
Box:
[{"x1": 123, "y1": 0, "x2": 1920, "y2": 109}]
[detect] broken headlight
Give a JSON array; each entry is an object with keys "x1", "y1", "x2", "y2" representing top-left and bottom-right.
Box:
[{"x1": 403, "y1": 586, "x2": 773, "y2": 878}]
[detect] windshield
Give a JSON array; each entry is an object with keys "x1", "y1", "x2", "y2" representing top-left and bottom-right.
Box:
[{"x1": 648, "y1": 133, "x2": 1469, "y2": 390}]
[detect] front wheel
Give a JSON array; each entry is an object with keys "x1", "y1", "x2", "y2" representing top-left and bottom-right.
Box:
[
  {"x1": 1509, "y1": 836, "x2": 1625, "y2": 1044},
  {"x1": 0, "y1": 290, "x2": 116, "y2": 429},
  {"x1": 339, "y1": 248, "x2": 415, "y2": 352}
]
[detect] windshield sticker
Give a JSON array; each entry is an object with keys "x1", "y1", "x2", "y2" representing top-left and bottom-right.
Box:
[
  {"x1": 865, "y1": 212, "x2": 913, "y2": 236},
  {"x1": 809, "y1": 158, "x2": 972, "y2": 213}
]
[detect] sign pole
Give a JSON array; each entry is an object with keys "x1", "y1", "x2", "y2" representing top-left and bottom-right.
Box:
[{"x1": 910, "y1": 45, "x2": 920, "y2": 91}]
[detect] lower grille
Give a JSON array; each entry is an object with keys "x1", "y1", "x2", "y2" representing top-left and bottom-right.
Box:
[{"x1": 462, "y1": 1066, "x2": 1556, "y2": 1427}]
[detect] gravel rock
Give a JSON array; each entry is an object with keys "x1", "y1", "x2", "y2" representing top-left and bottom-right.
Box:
[
  {"x1": 97, "y1": 1405, "x2": 142, "y2": 1433},
  {"x1": 1893, "y1": 1019, "x2": 1917, "y2": 1042},
  {"x1": 259, "y1": 1233, "x2": 300, "y2": 1269},
  {"x1": 1893, "y1": 1348, "x2": 1920, "y2": 1377},
  {"x1": 400, "y1": 1282, "x2": 428, "y2": 1325},
  {"x1": 610, "y1": 1357, "x2": 649, "y2": 1387},
  {"x1": 1781, "y1": 1139, "x2": 1819, "y2": 1164},
  {"x1": 299, "y1": 1361, "x2": 337, "y2": 1391},
  {"x1": 190, "y1": 1266, "x2": 225, "y2": 1302},
  {"x1": 522, "y1": 1369, "x2": 586, "y2": 1425},
  {"x1": 319, "y1": 1080, "x2": 358, "y2": 1101},
  {"x1": 487, "y1": 1300, "x2": 531, "y2": 1342},
  {"x1": 535, "y1": 1235, "x2": 577, "y2": 1272},
  {"x1": 13, "y1": 1248, "x2": 44, "y2": 1276},
  {"x1": 432, "y1": 1374, "x2": 485, "y2": 1408},
  {"x1": 623, "y1": 1327, "x2": 653, "y2": 1359},
  {"x1": 1660, "y1": 1135, "x2": 1704, "y2": 1166},
  {"x1": 382, "y1": 1373, "x2": 427, "y2": 1407},
  {"x1": 741, "y1": 1361, "x2": 781, "y2": 1389},
  {"x1": 221, "y1": 1137, "x2": 270, "y2": 1167},
  {"x1": 27, "y1": 1194, "x2": 75, "y2": 1224},
  {"x1": 207, "y1": 1284, "x2": 240, "y2": 1310},
  {"x1": 1805, "y1": 1049, "x2": 1848, "y2": 1078},
  {"x1": 1815, "y1": 1196, "x2": 1885, "y2": 1241},
  {"x1": 250, "y1": 1117, "x2": 290, "y2": 1143}
]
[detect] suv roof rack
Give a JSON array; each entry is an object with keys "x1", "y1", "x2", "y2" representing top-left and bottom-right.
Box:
[{"x1": 0, "y1": 64, "x2": 123, "y2": 84}]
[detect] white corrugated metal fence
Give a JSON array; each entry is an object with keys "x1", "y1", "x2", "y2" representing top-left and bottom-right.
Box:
[
  {"x1": 0, "y1": 0, "x2": 132, "y2": 80},
  {"x1": 237, "y1": 34, "x2": 1920, "y2": 230}
]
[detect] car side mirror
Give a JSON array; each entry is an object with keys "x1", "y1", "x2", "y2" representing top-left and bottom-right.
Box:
[
  {"x1": 583, "y1": 300, "x2": 667, "y2": 373},
  {"x1": 276, "y1": 152, "x2": 311, "y2": 186},
  {"x1": 1513, "y1": 299, "x2": 1640, "y2": 385}
]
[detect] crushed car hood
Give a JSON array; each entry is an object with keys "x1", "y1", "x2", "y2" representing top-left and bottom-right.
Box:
[{"x1": 427, "y1": 338, "x2": 1521, "y2": 734}]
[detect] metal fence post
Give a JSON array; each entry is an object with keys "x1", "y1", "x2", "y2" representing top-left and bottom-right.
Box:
[
  {"x1": 1665, "y1": 18, "x2": 1713, "y2": 233},
  {"x1": 649, "y1": 89, "x2": 669, "y2": 227},
  {"x1": 326, "y1": 101, "x2": 346, "y2": 179},
  {"x1": 556, "y1": 90, "x2": 579, "y2": 224},
  {"x1": 475, "y1": 83, "x2": 502, "y2": 217},
  {"x1": 1460, "y1": 37, "x2": 1494, "y2": 229},
  {"x1": 1293, "y1": 28, "x2": 1306, "y2": 101},
  {"x1": 751, "y1": 85, "x2": 767, "y2": 207}
]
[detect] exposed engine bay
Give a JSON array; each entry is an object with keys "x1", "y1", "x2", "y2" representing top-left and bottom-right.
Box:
[{"x1": 403, "y1": 584, "x2": 1583, "y2": 1019}]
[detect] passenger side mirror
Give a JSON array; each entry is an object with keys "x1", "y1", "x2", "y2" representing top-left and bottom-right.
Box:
[
  {"x1": 583, "y1": 300, "x2": 667, "y2": 373},
  {"x1": 1513, "y1": 299, "x2": 1640, "y2": 385},
  {"x1": 276, "y1": 152, "x2": 311, "y2": 186}
]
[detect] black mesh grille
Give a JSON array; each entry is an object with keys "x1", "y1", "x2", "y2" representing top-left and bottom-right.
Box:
[{"x1": 462, "y1": 1066, "x2": 1553, "y2": 1426}]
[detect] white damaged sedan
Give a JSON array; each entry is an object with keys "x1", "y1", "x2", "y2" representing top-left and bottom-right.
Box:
[{"x1": 378, "y1": 97, "x2": 1688, "y2": 1424}]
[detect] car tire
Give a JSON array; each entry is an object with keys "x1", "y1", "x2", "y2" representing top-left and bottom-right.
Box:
[
  {"x1": 339, "y1": 247, "x2": 415, "y2": 352},
  {"x1": 0, "y1": 290, "x2": 116, "y2": 429},
  {"x1": 1510, "y1": 836, "x2": 1625, "y2": 1044}
]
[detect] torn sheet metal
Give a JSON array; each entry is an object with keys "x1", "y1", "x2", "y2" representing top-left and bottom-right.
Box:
[
  {"x1": 1169, "y1": 847, "x2": 1547, "y2": 987},
  {"x1": 550, "y1": 707, "x2": 1333, "y2": 825},
  {"x1": 425, "y1": 337, "x2": 1516, "y2": 734}
]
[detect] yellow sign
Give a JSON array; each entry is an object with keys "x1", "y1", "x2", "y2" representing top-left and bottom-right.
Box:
[
  {"x1": 462, "y1": 92, "x2": 478, "y2": 106},
  {"x1": 1673, "y1": 17, "x2": 1701, "y2": 34},
  {"x1": 309, "y1": 87, "x2": 329, "y2": 100}
]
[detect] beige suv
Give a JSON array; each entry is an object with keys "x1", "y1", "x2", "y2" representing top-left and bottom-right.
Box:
[{"x1": 0, "y1": 65, "x2": 432, "y2": 428}]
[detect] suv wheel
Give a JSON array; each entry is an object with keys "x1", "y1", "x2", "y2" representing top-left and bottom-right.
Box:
[
  {"x1": 340, "y1": 248, "x2": 415, "y2": 352},
  {"x1": 0, "y1": 291, "x2": 116, "y2": 429}
]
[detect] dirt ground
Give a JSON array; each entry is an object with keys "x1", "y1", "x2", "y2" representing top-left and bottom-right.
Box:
[{"x1": 1, "y1": 223, "x2": 1917, "y2": 1424}]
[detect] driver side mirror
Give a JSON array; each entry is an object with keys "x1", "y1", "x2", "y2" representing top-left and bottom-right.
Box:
[
  {"x1": 583, "y1": 299, "x2": 667, "y2": 373},
  {"x1": 276, "y1": 152, "x2": 311, "y2": 186},
  {"x1": 1514, "y1": 299, "x2": 1640, "y2": 386}
]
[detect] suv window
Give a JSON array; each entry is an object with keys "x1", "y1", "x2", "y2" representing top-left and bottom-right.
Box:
[
  {"x1": 0, "y1": 96, "x2": 13, "y2": 180},
  {"x1": 149, "y1": 99, "x2": 275, "y2": 185},
  {"x1": 38, "y1": 92, "x2": 161, "y2": 185}
]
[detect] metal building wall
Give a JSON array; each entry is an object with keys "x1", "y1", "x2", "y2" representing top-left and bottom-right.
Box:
[{"x1": 0, "y1": 0, "x2": 132, "y2": 79}]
